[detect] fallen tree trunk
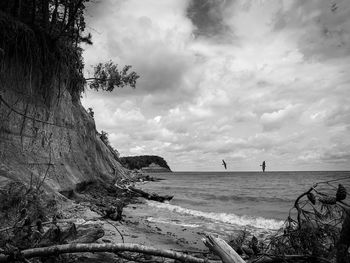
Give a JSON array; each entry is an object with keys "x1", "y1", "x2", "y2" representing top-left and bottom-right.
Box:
[
  {"x1": 128, "y1": 186, "x2": 173, "y2": 202},
  {"x1": 0, "y1": 243, "x2": 208, "y2": 263},
  {"x1": 249, "y1": 255, "x2": 332, "y2": 263},
  {"x1": 202, "y1": 235, "x2": 332, "y2": 263},
  {"x1": 203, "y1": 235, "x2": 245, "y2": 263}
]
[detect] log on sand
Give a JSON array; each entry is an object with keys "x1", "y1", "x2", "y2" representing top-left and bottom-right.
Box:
[
  {"x1": 128, "y1": 186, "x2": 173, "y2": 202},
  {"x1": 202, "y1": 235, "x2": 332, "y2": 263},
  {"x1": 203, "y1": 235, "x2": 245, "y2": 263},
  {"x1": 0, "y1": 236, "x2": 332, "y2": 263},
  {"x1": 0, "y1": 243, "x2": 208, "y2": 263},
  {"x1": 0, "y1": 235, "x2": 238, "y2": 263}
]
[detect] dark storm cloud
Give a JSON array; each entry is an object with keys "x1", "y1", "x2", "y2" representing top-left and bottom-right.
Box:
[
  {"x1": 272, "y1": 0, "x2": 350, "y2": 61},
  {"x1": 187, "y1": 0, "x2": 232, "y2": 38}
]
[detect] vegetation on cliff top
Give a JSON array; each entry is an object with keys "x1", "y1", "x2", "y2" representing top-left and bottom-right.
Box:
[
  {"x1": 120, "y1": 155, "x2": 171, "y2": 171},
  {"x1": 0, "y1": 1, "x2": 139, "y2": 104}
]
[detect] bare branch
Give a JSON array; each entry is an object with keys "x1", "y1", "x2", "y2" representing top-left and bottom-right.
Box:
[{"x1": 0, "y1": 243, "x2": 209, "y2": 263}]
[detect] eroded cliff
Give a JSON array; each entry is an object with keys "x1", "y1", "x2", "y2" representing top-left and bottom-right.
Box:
[{"x1": 0, "y1": 72, "x2": 128, "y2": 193}]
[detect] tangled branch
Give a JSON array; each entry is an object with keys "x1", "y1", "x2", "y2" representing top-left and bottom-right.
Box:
[{"x1": 265, "y1": 178, "x2": 350, "y2": 262}]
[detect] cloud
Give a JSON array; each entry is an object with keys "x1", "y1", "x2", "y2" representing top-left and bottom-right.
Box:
[
  {"x1": 298, "y1": 138, "x2": 350, "y2": 168},
  {"x1": 187, "y1": 0, "x2": 232, "y2": 39},
  {"x1": 83, "y1": 0, "x2": 197, "y2": 105},
  {"x1": 271, "y1": 0, "x2": 350, "y2": 61},
  {"x1": 81, "y1": 0, "x2": 350, "y2": 171},
  {"x1": 260, "y1": 104, "x2": 301, "y2": 131}
]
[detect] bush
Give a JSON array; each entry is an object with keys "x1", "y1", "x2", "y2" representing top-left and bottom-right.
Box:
[{"x1": 0, "y1": 181, "x2": 58, "y2": 249}]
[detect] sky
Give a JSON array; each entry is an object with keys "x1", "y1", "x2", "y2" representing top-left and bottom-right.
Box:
[{"x1": 82, "y1": 0, "x2": 350, "y2": 171}]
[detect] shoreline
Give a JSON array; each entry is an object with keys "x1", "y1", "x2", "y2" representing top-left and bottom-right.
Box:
[
  {"x1": 1, "y1": 172, "x2": 347, "y2": 262},
  {"x1": 57, "y1": 175, "x2": 213, "y2": 262},
  {"x1": 62, "y1": 202, "x2": 206, "y2": 250},
  {"x1": 59, "y1": 199, "x2": 211, "y2": 262},
  {"x1": 121, "y1": 202, "x2": 208, "y2": 252}
]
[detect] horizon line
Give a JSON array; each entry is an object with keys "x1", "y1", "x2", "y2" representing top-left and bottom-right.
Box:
[{"x1": 169, "y1": 170, "x2": 350, "y2": 173}]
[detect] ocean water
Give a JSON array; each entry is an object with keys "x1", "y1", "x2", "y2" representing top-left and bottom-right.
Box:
[{"x1": 135, "y1": 171, "x2": 350, "y2": 238}]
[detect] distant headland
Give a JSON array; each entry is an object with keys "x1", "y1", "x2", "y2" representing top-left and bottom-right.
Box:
[{"x1": 120, "y1": 155, "x2": 172, "y2": 172}]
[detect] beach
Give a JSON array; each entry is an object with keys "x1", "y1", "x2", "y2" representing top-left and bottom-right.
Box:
[
  {"x1": 52, "y1": 176, "x2": 213, "y2": 262},
  {"x1": 58, "y1": 200, "x2": 209, "y2": 263},
  {"x1": 121, "y1": 204, "x2": 206, "y2": 251},
  {"x1": 131, "y1": 171, "x2": 350, "y2": 238},
  {"x1": 58, "y1": 170, "x2": 350, "y2": 261},
  {"x1": 0, "y1": 171, "x2": 349, "y2": 262}
]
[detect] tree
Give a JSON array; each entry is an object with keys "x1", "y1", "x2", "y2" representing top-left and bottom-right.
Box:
[
  {"x1": 119, "y1": 156, "x2": 171, "y2": 170},
  {"x1": 86, "y1": 61, "x2": 139, "y2": 92},
  {"x1": 0, "y1": 1, "x2": 139, "y2": 102}
]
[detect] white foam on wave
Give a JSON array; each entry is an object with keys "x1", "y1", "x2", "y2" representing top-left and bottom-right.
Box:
[
  {"x1": 146, "y1": 201, "x2": 284, "y2": 230},
  {"x1": 146, "y1": 217, "x2": 200, "y2": 228}
]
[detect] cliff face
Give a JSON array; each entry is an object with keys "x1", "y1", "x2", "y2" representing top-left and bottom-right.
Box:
[{"x1": 0, "y1": 68, "x2": 128, "y2": 193}]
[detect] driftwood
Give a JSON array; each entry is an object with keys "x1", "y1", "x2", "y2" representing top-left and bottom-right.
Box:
[
  {"x1": 203, "y1": 235, "x2": 245, "y2": 263},
  {"x1": 250, "y1": 255, "x2": 332, "y2": 263},
  {"x1": 337, "y1": 208, "x2": 350, "y2": 263},
  {"x1": 0, "y1": 243, "x2": 209, "y2": 263},
  {"x1": 0, "y1": 233, "x2": 334, "y2": 263},
  {"x1": 263, "y1": 182, "x2": 350, "y2": 263},
  {"x1": 128, "y1": 186, "x2": 173, "y2": 202},
  {"x1": 203, "y1": 235, "x2": 332, "y2": 263}
]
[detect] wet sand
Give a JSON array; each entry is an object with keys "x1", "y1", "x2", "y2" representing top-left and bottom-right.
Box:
[
  {"x1": 120, "y1": 203, "x2": 208, "y2": 252},
  {"x1": 61, "y1": 200, "x2": 210, "y2": 262}
]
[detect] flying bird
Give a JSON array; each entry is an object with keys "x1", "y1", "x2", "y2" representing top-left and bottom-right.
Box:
[
  {"x1": 222, "y1": 159, "x2": 227, "y2": 170},
  {"x1": 260, "y1": 161, "x2": 266, "y2": 172}
]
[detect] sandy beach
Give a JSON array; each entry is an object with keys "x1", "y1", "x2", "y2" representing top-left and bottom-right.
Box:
[
  {"x1": 59, "y1": 197, "x2": 211, "y2": 262},
  {"x1": 63, "y1": 201, "x2": 208, "y2": 249},
  {"x1": 121, "y1": 203, "x2": 208, "y2": 251}
]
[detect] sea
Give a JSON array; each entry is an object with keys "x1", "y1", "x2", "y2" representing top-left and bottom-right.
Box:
[{"x1": 133, "y1": 171, "x2": 350, "y2": 239}]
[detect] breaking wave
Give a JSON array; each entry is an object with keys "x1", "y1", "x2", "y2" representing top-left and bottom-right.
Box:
[{"x1": 146, "y1": 201, "x2": 284, "y2": 230}]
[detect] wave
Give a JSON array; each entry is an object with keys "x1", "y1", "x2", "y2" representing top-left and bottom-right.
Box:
[
  {"x1": 190, "y1": 192, "x2": 294, "y2": 203},
  {"x1": 146, "y1": 201, "x2": 284, "y2": 230}
]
